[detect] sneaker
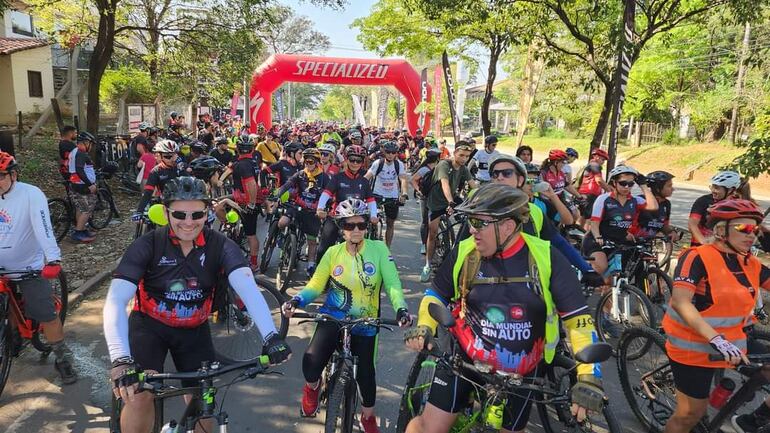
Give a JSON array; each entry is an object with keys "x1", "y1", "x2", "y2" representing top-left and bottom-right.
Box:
[
  {"x1": 600, "y1": 313, "x2": 623, "y2": 339},
  {"x1": 301, "y1": 383, "x2": 320, "y2": 417},
  {"x1": 54, "y1": 358, "x2": 77, "y2": 385},
  {"x1": 420, "y1": 244, "x2": 426, "y2": 255},
  {"x1": 306, "y1": 263, "x2": 316, "y2": 278},
  {"x1": 359, "y1": 413, "x2": 380, "y2": 433},
  {"x1": 70, "y1": 230, "x2": 95, "y2": 243},
  {"x1": 420, "y1": 265, "x2": 431, "y2": 283},
  {"x1": 732, "y1": 414, "x2": 766, "y2": 433}
]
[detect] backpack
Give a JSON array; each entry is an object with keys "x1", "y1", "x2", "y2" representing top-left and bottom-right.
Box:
[
  {"x1": 418, "y1": 166, "x2": 436, "y2": 197},
  {"x1": 572, "y1": 164, "x2": 589, "y2": 190},
  {"x1": 370, "y1": 158, "x2": 401, "y2": 192}
]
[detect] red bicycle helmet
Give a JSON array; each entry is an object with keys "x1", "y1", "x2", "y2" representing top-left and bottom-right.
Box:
[
  {"x1": 706, "y1": 199, "x2": 764, "y2": 228},
  {"x1": 591, "y1": 148, "x2": 609, "y2": 160},
  {"x1": 345, "y1": 145, "x2": 366, "y2": 159},
  {"x1": 0, "y1": 152, "x2": 18, "y2": 172},
  {"x1": 548, "y1": 149, "x2": 568, "y2": 161}
]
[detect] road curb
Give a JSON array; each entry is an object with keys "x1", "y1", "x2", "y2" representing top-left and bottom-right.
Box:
[{"x1": 67, "y1": 259, "x2": 119, "y2": 306}]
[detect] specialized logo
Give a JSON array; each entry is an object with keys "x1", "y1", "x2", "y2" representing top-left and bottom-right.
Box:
[
  {"x1": 250, "y1": 92, "x2": 265, "y2": 125},
  {"x1": 293, "y1": 61, "x2": 389, "y2": 80},
  {"x1": 333, "y1": 265, "x2": 344, "y2": 276}
]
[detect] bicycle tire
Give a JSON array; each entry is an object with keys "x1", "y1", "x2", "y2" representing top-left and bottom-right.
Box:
[
  {"x1": 31, "y1": 271, "x2": 69, "y2": 353},
  {"x1": 434, "y1": 218, "x2": 452, "y2": 265},
  {"x1": 617, "y1": 326, "x2": 674, "y2": 433},
  {"x1": 639, "y1": 267, "x2": 673, "y2": 322},
  {"x1": 748, "y1": 327, "x2": 770, "y2": 393},
  {"x1": 259, "y1": 220, "x2": 279, "y2": 274},
  {"x1": 652, "y1": 237, "x2": 673, "y2": 273},
  {"x1": 325, "y1": 362, "x2": 354, "y2": 433},
  {"x1": 210, "y1": 278, "x2": 288, "y2": 364},
  {"x1": 47, "y1": 198, "x2": 72, "y2": 242},
  {"x1": 277, "y1": 232, "x2": 297, "y2": 294},
  {"x1": 109, "y1": 393, "x2": 163, "y2": 433},
  {"x1": 343, "y1": 371, "x2": 358, "y2": 433},
  {"x1": 89, "y1": 188, "x2": 113, "y2": 229},
  {"x1": 395, "y1": 351, "x2": 437, "y2": 433},
  {"x1": 594, "y1": 283, "x2": 657, "y2": 354},
  {"x1": 0, "y1": 297, "x2": 13, "y2": 401}
]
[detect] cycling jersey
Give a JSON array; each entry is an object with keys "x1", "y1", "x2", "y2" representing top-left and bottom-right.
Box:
[
  {"x1": 541, "y1": 168, "x2": 567, "y2": 195},
  {"x1": 471, "y1": 149, "x2": 499, "y2": 182},
  {"x1": 231, "y1": 154, "x2": 260, "y2": 205},
  {"x1": 278, "y1": 168, "x2": 329, "y2": 211},
  {"x1": 590, "y1": 192, "x2": 646, "y2": 242},
  {"x1": 689, "y1": 193, "x2": 714, "y2": 245},
  {"x1": 209, "y1": 148, "x2": 234, "y2": 167},
  {"x1": 144, "y1": 164, "x2": 182, "y2": 195},
  {"x1": 293, "y1": 239, "x2": 407, "y2": 336},
  {"x1": 58, "y1": 139, "x2": 75, "y2": 179},
  {"x1": 319, "y1": 169, "x2": 375, "y2": 215},
  {"x1": 256, "y1": 140, "x2": 281, "y2": 164},
  {"x1": 266, "y1": 160, "x2": 299, "y2": 187},
  {"x1": 367, "y1": 158, "x2": 405, "y2": 199},
  {"x1": 67, "y1": 147, "x2": 96, "y2": 192},
  {"x1": 113, "y1": 226, "x2": 247, "y2": 328},
  {"x1": 631, "y1": 198, "x2": 671, "y2": 238},
  {"x1": 0, "y1": 182, "x2": 61, "y2": 271},
  {"x1": 577, "y1": 165, "x2": 604, "y2": 196}
]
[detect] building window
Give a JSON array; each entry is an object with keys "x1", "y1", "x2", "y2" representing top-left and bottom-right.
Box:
[
  {"x1": 28, "y1": 71, "x2": 43, "y2": 97},
  {"x1": 10, "y1": 11, "x2": 34, "y2": 37}
]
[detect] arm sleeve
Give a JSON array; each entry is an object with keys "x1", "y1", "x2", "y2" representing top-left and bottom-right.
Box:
[
  {"x1": 103, "y1": 278, "x2": 137, "y2": 361},
  {"x1": 378, "y1": 243, "x2": 407, "y2": 312},
  {"x1": 295, "y1": 247, "x2": 332, "y2": 307},
  {"x1": 551, "y1": 231, "x2": 593, "y2": 273},
  {"x1": 30, "y1": 188, "x2": 61, "y2": 263},
  {"x1": 75, "y1": 154, "x2": 93, "y2": 187},
  {"x1": 227, "y1": 268, "x2": 279, "y2": 342},
  {"x1": 317, "y1": 191, "x2": 332, "y2": 211}
]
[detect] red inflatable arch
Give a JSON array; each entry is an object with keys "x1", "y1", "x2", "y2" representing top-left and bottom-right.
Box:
[{"x1": 248, "y1": 54, "x2": 431, "y2": 135}]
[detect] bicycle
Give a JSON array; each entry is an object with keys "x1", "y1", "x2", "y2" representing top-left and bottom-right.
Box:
[
  {"x1": 396, "y1": 303, "x2": 621, "y2": 433},
  {"x1": 208, "y1": 275, "x2": 288, "y2": 365},
  {"x1": 109, "y1": 354, "x2": 275, "y2": 433},
  {"x1": 258, "y1": 200, "x2": 290, "y2": 275},
  {"x1": 275, "y1": 205, "x2": 309, "y2": 295},
  {"x1": 290, "y1": 311, "x2": 399, "y2": 433},
  {"x1": 616, "y1": 238, "x2": 675, "y2": 321},
  {"x1": 434, "y1": 213, "x2": 465, "y2": 267},
  {"x1": 617, "y1": 325, "x2": 770, "y2": 433},
  {"x1": 0, "y1": 269, "x2": 68, "y2": 399},
  {"x1": 48, "y1": 170, "x2": 119, "y2": 242},
  {"x1": 365, "y1": 201, "x2": 386, "y2": 241}
]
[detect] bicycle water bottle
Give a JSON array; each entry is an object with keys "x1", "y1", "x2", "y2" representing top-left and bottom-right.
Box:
[
  {"x1": 484, "y1": 399, "x2": 505, "y2": 429},
  {"x1": 225, "y1": 210, "x2": 239, "y2": 224},
  {"x1": 709, "y1": 377, "x2": 736, "y2": 409}
]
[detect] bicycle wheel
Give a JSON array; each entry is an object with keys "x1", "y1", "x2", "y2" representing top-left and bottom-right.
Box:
[
  {"x1": 638, "y1": 267, "x2": 673, "y2": 321},
  {"x1": 325, "y1": 362, "x2": 355, "y2": 433},
  {"x1": 434, "y1": 218, "x2": 452, "y2": 265},
  {"x1": 277, "y1": 232, "x2": 298, "y2": 294},
  {"x1": 259, "y1": 220, "x2": 279, "y2": 274},
  {"x1": 0, "y1": 297, "x2": 13, "y2": 400},
  {"x1": 748, "y1": 327, "x2": 770, "y2": 393},
  {"x1": 651, "y1": 237, "x2": 673, "y2": 273},
  {"x1": 210, "y1": 278, "x2": 288, "y2": 364},
  {"x1": 89, "y1": 188, "x2": 113, "y2": 229},
  {"x1": 47, "y1": 198, "x2": 72, "y2": 242},
  {"x1": 396, "y1": 351, "x2": 438, "y2": 433},
  {"x1": 594, "y1": 283, "x2": 657, "y2": 352},
  {"x1": 31, "y1": 271, "x2": 70, "y2": 353},
  {"x1": 109, "y1": 393, "x2": 163, "y2": 433},
  {"x1": 617, "y1": 326, "x2": 675, "y2": 433}
]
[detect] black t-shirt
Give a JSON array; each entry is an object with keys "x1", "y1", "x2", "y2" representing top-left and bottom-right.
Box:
[
  {"x1": 689, "y1": 194, "x2": 715, "y2": 244},
  {"x1": 209, "y1": 148, "x2": 234, "y2": 167},
  {"x1": 114, "y1": 226, "x2": 247, "y2": 328},
  {"x1": 144, "y1": 164, "x2": 181, "y2": 195},
  {"x1": 267, "y1": 160, "x2": 299, "y2": 186},
  {"x1": 131, "y1": 135, "x2": 149, "y2": 156},
  {"x1": 231, "y1": 155, "x2": 259, "y2": 204},
  {"x1": 634, "y1": 198, "x2": 671, "y2": 238},
  {"x1": 323, "y1": 169, "x2": 373, "y2": 212},
  {"x1": 432, "y1": 237, "x2": 587, "y2": 373}
]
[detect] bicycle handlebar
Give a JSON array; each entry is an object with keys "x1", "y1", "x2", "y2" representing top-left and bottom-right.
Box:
[
  {"x1": 291, "y1": 311, "x2": 400, "y2": 327},
  {"x1": 707, "y1": 353, "x2": 770, "y2": 364},
  {"x1": 140, "y1": 355, "x2": 271, "y2": 389},
  {"x1": 0, "y1": 269, "x2": 41, "y2": 279}
]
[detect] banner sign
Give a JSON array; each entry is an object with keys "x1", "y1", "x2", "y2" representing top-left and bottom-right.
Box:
[
  {"x1": 352, "y1": 95, "x2": 367, "y2": 127},
  {"x1": 418, "y1": 68, "x2": 428, "y2": 129},
  {"x1": 275, "y1": 89, "x2": 285, "y2": 122},
  {"x1": 128, "y1": 105, "x2": 142, "y2": 133},
  {"x1": 378, "y1": 87, "x2": 389, "y2": 127},
  {"x1": 442, "y1": 51, "x2": 461, "y2": 144},
  {"x1": 230, "y1": 91, "x2": 240, "y2": 116},
  {"x1": 433, "y1": 65, "x2": 442, "y2": 139}
]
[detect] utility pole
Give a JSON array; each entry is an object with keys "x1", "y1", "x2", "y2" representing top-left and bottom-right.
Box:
[
  {"x1": 729, "y1": 22, "x2": 751, "y2": 145},
  {"x1": 70, "y1": 45, "x2": 80, "y2": 128},
  {"x1": 606, "y1": 0, "x2": 635, "y2": 172}
]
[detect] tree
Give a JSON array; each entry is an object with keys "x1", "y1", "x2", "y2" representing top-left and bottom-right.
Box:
[
  {"x1": 318, "y1": 87, "x2": 354, "y2": 121},
  {"x1": 260, "y1": 5, "x2": 331, "y2": 55}
]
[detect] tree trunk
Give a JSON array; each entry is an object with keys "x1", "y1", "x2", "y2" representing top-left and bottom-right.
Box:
[
  {"x1": 516, "y1": 42, "x2": 545, "y2": 147},
  {"x1": 86, "y1": 1, "x2": 117, "y2": 139},
  {"x1": 481, "y1": 44, "x2": 502, "y2": 136},
  {"x1": 729, "y1": 22, "x2": 751, "y2": 145},
  {"x1": 590, "y1": 80, "x2": 614, "y2": 150}
]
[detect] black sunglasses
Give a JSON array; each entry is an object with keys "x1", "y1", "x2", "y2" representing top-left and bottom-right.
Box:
[
  {"x1": 348, "y1": 158, "x2": 364, "y2": 164},
  {"x1": 304, "y1": 158, "x2": 318, "y2": 164},
  {"x1": 384, "y1": 150, "x2": 397, "y2": 154},
  {"x1": 616, "y1": 180, "x2": 635, "y2": 187},
  {"x1": 468, "y1": 217, "x2": 503, "y2": 230},
  {"x1": 169, "y1": 209, "x2": 207, "y2": 220},
  {"x1": 491, "y1": 168, "x2": 516, "y2": 179},
  {"x1": 342, "y1": 221, "x2": 368, "y2": 231},
  {"x1": 161, "y1": 153, "x2": 175, "y2": 159}
]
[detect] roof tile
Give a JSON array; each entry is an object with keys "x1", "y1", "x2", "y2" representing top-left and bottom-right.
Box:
[{"x1": 0, "y1": 37, "x2": 49, "y2": 55}]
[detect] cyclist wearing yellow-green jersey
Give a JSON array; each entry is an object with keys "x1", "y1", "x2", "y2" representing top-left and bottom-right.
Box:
[{"x1": 283, "y1": 198, "x2": 411, "y2": 432}]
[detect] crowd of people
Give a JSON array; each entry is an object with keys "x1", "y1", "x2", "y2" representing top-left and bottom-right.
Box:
[{"x1": 0, "y1": 115, "x2": 768, "y2": 433}]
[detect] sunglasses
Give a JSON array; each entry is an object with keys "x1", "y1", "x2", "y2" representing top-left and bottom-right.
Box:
[
  {"x1": 616, "y1": 180, "x2": 635, "y2": 187},
  {"x1": 169, "y1": 209, "x2": 207, "y2": 220},
  {"x1": 384, "y1": 150, "x2": 397, "y2": 154},
  {"x1": 304, "y1": 159, "x2": 317, "y2": 165},
  {"x1": 348, "y1": 158, "x2": 363, "y2": 164},
  {"x1": 491, "y1": 168, "x2": 516, "y2": 179},
  {"x1": 468, "y1": 217, "x2": 503, "y2": 230},
  {"x1": 730, "y1": 223, "x2": 760, "y2": 235},
  {"x1": 161, "y1": 153, "x2": 175, "y2": 159},
  {"x1": 342, "y1": 221, "x2": 368, "y2": 231},
  {"x1": 321, "y1": 152, "x2": 332, "y2": 157}
]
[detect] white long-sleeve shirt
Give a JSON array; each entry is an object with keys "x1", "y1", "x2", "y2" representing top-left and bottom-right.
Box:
[{"x1": 0, "y1": 182, "x2": 61, "y2": 270}]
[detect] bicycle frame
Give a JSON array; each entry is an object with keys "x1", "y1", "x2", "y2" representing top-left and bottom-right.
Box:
[
  {"x1": 0, "y1": 275, "x2": 46, "y2": 340},
  {"x1": 701, "y1": 356, "x2": 770, "y2": 433}
]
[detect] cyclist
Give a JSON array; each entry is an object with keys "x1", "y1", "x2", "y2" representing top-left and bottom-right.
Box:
[
  {"x1": 266, "y1": 142, "x2": 302, "y2": 188},
  {"x1": 525, "y1": 162, "x2": 574, "y2": 226},
  {"x1": 57, "y1": 125, "x2": 77, "y2": 181},
  {"x1": 321, "y1": 124, "x2": 342, "y2": 145},
  {"x1": 662, "y1": 199, "x2": 770, "y2": 433},
  {"x1": 275, "y1": 148, "x2": 328, "y2": 276},
  {"x1": 515, "y1": 145, "x2": 533, "y2": 163},
  {"x1": 67, "y1": 131, "x2": 98, "y2": 243},
  {"x1": 315, "y1": 144, "x2": 377, "y2": 264},
  {"x1": 576, "y1": 148, "x2": 611, "y2": 226},
  {"x1": 130, "y1": 122, "x2": 152, "y2": 160},
  {"x1": 364, "y1": 140, "x2": 408, "y2": 247},
  {"x1": 209, "y1": 136, "x2": 234, "y2": 167},
  {"x1": 630, "y1": 170, "x2": 681, "y2": 241},
  {"x1": 136, "y1": 139, "x2": 156, "y2": 190},
  {"x1": 421, "y1": 141, "x2": 477, "y2": 282},
  {"x1": 469, "y1": 135, "x2": 499, "y2": 184},
  {"x1": 231, "y1": 138, "x2": 263, "y2": 271},
  {"x1": 403, "y1": 183, "x2": 605, "y2": 433},
  {"x1": 563, "y1": 147, "x2": 579, "y2": 184},
  {"x1": 256, "y1": 131, "x2": 281, "y2": 165},
  {"x1": 104, "y1": 176, "x2": 291, "y2": 433},
  {"x1": 688, "y1": 170, "x2": 742, "y2": 247},
  {"x1": 133, "y1": 139, "x2": 182, "y2": 220},
  {"x1": 319, "y1": 142, "x2": 340, "y2": 175},
  {"x1": 412, "y1": 150, "x2": 442, "y2": 256},
  {"x1": 540, "y1": 149, "x2": 584, "y2": 216},
  {"x1": 282, "y1": 198, "x2": 411, "y2": 432},
  {"x1": 0, "y1": 151, "x2": 77, "y2": 384}
]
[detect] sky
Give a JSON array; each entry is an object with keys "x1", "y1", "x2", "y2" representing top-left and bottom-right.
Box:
[{"x1": 280, "y1": 0, "x2": 383, "y2": 59}]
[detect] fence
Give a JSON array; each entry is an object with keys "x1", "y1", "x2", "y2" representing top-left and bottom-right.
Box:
[{"x1": 624, "y1": 121, "x2": 670, "y2": 146}]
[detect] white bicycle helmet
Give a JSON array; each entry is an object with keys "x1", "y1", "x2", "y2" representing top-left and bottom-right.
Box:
[
  {"x1": 319, "y1": 143, "x2": 336, "y2": 154},
  {"x1": 153, "y1": 139, "x2": 177, "y2": 154},
  {"x1": 335, "y1": 198, "x2": 368, "y2": 220},
  {"x1": 710, "y1": 171, "x2": 741, "y2": 189},
  {"x1": 488, "y1": 154, "x2": 527, "y2": 179},
  {"x1": 608, "y1": 164, "x2": 639, "y2": 180}
]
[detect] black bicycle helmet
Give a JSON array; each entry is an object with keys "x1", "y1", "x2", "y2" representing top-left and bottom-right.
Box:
[
  {"x1": 484, "y1": 135, "x2": 499, "y2": 146},
  {"x1": 163, "y1": 176, "x2": 210, "y2": 205},
  {"x1": 77, "y1": 131, "x2": 96, "y2": 144},
  {"x1": 284, "y1": 142, "x2": 303, "y2": 155},
  {"x1": 189, "y1": 156, "x2": 223, "y2": 180},
  {"x1": 647, "y1": 170, "x2": 674, "y2": 195},
  {"x1": 382, "y1": 140, "x2": 399, "y2": 153},
  {"x1": 423, "y1": 149, "x2": 441, "y2": 165},
  {"x1": 236, "y1": 137, "x2": 254, "y2": 153},
  {"x1": 190, "y1": 141, "x2": 207, "y2": 153},
  {"x1": 454, "y1": 183, "x2": 530, "y2": 224}
]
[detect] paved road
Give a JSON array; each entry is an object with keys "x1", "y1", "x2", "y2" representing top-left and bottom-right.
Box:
[{"x1": 0, "y1": 183, "x2": 763, "y2": 432}]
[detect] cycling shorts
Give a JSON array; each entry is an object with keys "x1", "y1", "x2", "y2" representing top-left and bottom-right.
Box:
[
  {"x1": 374, "y1": 195, "x2": 400, "y2": 220},
  {"x1": 128, "y1": 311, "x2": 216, "y2": 387},
  {"x1": 670, "y1": 328, "x2": 769, "y2": 399},
  {"x1": 242, "y1": 208, "x2": 258, "y2": 237},
  {"x1": 427, "y1": 358, "x2": 545, "y2": 431},
  {"x1": 15, "y1": 277, "x2": 57, "y2": 322},
  {"x1": 286, "y1": 207, "x2": 321, "y2": 240},
  {"x1": 580, "y1": 194, "x2": 598, "y2": 219}
]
